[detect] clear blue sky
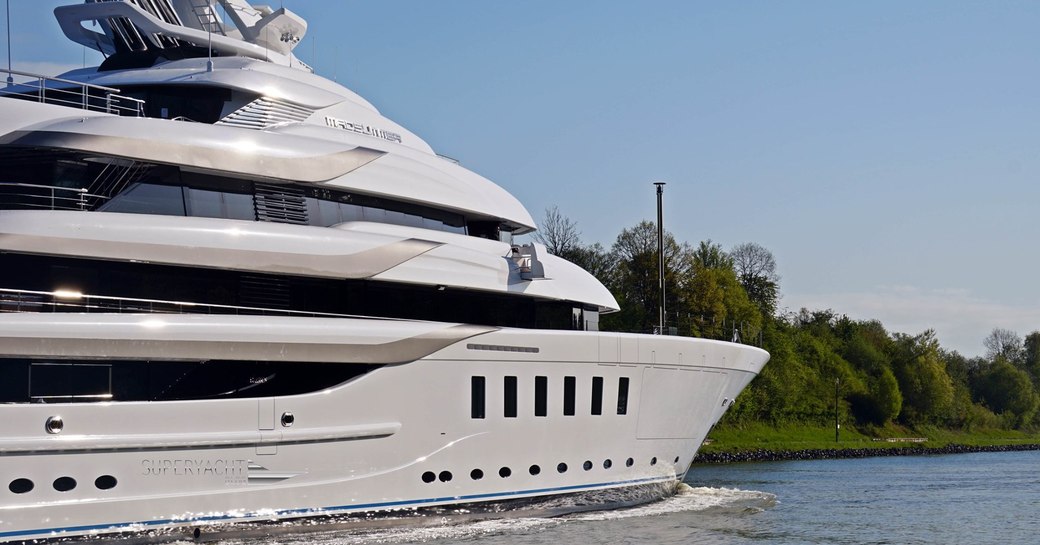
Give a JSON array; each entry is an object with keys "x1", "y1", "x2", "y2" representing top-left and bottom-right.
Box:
[{"x1": 6, "y1": 1, "x2": 1040, "y2": 356}]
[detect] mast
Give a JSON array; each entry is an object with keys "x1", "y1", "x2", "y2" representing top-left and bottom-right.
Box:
[
  {"x1": 654, "y1": 181, "x2": 666, "y2": 334},
  {"x1": 5, "y1": 0, "x2": 12, "y2": 86}
]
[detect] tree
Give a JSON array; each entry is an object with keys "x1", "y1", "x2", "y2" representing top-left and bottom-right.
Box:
[
  {"x1": 849, "y1": 367, "x2": 902, "y2": 426},
  {"x1": 731, "y1": 242, "x2": 780, "y2": 316},
  {"x1": 535, "y1": 206, "x2": 582, "y2": 258},
  {"x1": 534, "y1": 208, "x2": 613, "y2": 281},
  {"x1": 973, "y1": 361, "x2": 1037, "y2": 426},
  {"x1": 692, "y1": 240, "x2": 733, "y2": 271},
  {"x1": 983, "y1": 328, "x2": 1024, "y2": 364},
  {"x1": 1022, "y1": 331, "x2": 1040, "y2": 385},
  {"x1": 602, "y1": 221, "x2": 692, "y2": 333},
  {"x1": 682, "y1": 262, "x2": 761, "y2": 340},
  {"x1": 567, "y1": 242, "x2": 612, "y2": 282},
  {"x1": 892, "y1": 330, "x2": 954, "y2": 425}
]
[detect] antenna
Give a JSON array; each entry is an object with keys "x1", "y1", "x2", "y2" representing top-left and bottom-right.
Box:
[
  {"x1": 5, "y1": 0, "x2": 13, "y2": 86},
  {"x1": 206, "y1": 2, "x2": 213, "y2": 73}
]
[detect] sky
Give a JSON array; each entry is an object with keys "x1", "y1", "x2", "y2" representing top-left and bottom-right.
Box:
[{"x1": 4, "y1": 1, "x2": 1040, "y2": 356}]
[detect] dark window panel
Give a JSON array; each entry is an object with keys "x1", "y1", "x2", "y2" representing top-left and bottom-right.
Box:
[
  {"x1": 563, "y1": 376, "x2": 576, "y2": 416},
  {"x1": 591, "y1": 376, "x2": 603, "y2": 416},
  {"x1": 471, "y1": 376, "x2": 486, "y2": 419},
  {"x1": 535, "y1": 375, "x2": 547, "y2": 417},
  {"x1": 617, "y1": 377, "x2": 630, "y2": 415},
  {"x1": 504, "y1": 376, "x2": 518, "y2": 418}
]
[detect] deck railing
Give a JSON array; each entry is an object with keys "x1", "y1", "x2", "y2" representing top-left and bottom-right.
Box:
[
  {"x1": 1, "y1": 68, "x2": 145, "y2": 116},
  {"x1": 0, "y1": 288, "x2": 364, "y2": 320},
  {"x1": 0, "y1": 183, "x2": 107, "y2": 211}
]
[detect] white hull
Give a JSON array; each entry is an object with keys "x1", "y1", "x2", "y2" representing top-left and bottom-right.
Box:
[{"x1": 0, "y1": 314, "x2": 767, "y2": 541}]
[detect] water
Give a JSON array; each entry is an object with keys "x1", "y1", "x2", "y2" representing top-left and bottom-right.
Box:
[{"x1": 200, "y1": 450, "x2": 1040, "y2": 545}]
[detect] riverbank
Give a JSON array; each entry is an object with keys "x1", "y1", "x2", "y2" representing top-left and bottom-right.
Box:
[
  {"x1": 696, "y1": 423, "x2": 1040, "y2": 464},
  {"x1": 694, "y1": 442, "x2": 1040, "y2": 463}
]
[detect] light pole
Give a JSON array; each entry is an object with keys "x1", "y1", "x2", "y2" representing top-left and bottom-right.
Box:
[
  {"x1": 653, "y1": 182, "x2": 666, "y2": 334},
  {"x1": 6, "y1": 0, "x2": 13, "y2": 87},
  {"x1": 834, "y1": 377, "x2": 840, "y2": 442}
]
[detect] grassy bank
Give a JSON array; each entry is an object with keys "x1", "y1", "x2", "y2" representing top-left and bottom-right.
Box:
[{"x1": 699, "y1": 423, "x2": 1040, "y2": 458}]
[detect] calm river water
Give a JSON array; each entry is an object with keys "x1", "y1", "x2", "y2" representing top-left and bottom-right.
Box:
[{"x1": 206, "y1": 450, "x2": 1040, "y2": 545}]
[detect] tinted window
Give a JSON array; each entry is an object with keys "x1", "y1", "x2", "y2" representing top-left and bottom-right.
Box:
[
  {"x1": 102, "y1": 183, "x2": 186, "y2": 216},
  {"x1": 185, "y1": 188, "x2": 224, "y2": 218},
  {"x1": 30, "y1": 363, "x2": 111, "y2": 401},
  {"x1": 224, "y1": 191, "x2": 255, "y2": 220},
  {"x1": 535, "y1": 376, "x2": 547, "y2": 417},
  {"x1": 563, "y1": 376, "x2": 576, "y2": 416},
  {"x1": 504, "y1": 376, "x2": 517, "y2": 418},
  {"x1": 591, "y1": 376, "x2": 603, "y2": 415},
  {"x1": 471, "y1": 376, "x2": 486, "y2": 419},
  {"x1": 617, "y1": 377, "x2": 630, "y2": 415},
  {"x1": 0, "y1": 358, "x2": 373, "y2": 403}
]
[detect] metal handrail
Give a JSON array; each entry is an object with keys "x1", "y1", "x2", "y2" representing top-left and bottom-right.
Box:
[
  {"x1": 0, "y1": 182, "x2": 109, "y2": 211},
  {"x1": 0, "y1": 68, "x2": 145, "y2": 116},
  {"x1": 0, "y1": 288, "x2": 376, "y2": 320}
]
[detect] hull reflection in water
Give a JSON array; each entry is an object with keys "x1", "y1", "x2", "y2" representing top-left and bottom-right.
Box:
[{"x1": 148, "y1": 483, "x2": 775, "y2": 544}]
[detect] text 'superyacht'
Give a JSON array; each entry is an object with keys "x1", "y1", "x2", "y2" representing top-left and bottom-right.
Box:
[{"x1": 0, "y1": 1, "x2": 769, "y2": 541}]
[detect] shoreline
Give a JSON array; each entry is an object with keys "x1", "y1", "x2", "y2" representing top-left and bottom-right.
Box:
[{"x1": 693, "y1": 443, "x2": 1040, "y2": 464}]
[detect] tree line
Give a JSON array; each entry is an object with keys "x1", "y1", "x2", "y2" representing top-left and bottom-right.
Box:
[{"x1": 537, "y1": 206, "x2": 1040, "y2": 432}]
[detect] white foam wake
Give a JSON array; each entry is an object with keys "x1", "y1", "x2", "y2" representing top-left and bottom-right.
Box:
[
  {"x1": 184, "y1": 485, "x2": 775, "y2": 544},
  {"x1": 569, "y1": 484, "x2": 777, "y2": 521}
]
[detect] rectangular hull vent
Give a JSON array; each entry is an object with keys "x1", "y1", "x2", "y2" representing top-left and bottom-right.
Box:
[
  {"x1": 217, "y1": 98, "x2": 314, "y2": 130},
  {"x1": 239, "y1": 274, "x2": 291, "y2": 310},
  {"x1": 254, "y1": 183, "x2": 308, "y2": 225}
]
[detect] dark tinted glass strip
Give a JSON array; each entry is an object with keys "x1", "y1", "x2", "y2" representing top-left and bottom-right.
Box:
[
  {"x1": 504, "y1": 376, "x2": 518, "y2": 418},
  {"x1": 563, "y1": 376, "x2": 576, "y2": 416},
  {"x1": 471, "y1": 376, "x2": 486, "y2": 419},
  {"x1": 0, "y1": 358, "x2": 374, "y2": 403},
  {"x1": 535, "y1": 375, "x2": 548, "y2": 417},
  {"x1": 617, "y1": 377, "x2": 630, "y2": 415},
  {"x1": 591, "y1": 376, "x2": 603, "y2": 415}
]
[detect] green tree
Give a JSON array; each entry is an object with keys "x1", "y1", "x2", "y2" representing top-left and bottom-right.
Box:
[
  {"x1": 730, "y1": 242, "x2": 780, "y2": 316},
  {"x1": 1023, "y1": 331, "x2": 1040, "y2": 385},
  {"x1": 692, "y1": 240, "x2": 733, "y2": 270},
  {"x1": 983, "y1": 328, "x2": 1024, "y2": 364},
  {"x1": 892, "y1": 330, "x2": 954, "y2": 425},
  {"x1": 682, "y1": 262, "x2": 761, "y2": 341},
  {"x1": 974, "y1": 360, "x2": 1037, "y2": 426},
  {"x1": 601, "y1": 221, "x2": 691, "y2": 333}
]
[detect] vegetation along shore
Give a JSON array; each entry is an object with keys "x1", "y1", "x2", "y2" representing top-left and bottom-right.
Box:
[{"x1": 537, "y1": 207, "x2": 1040, "y2": 460}]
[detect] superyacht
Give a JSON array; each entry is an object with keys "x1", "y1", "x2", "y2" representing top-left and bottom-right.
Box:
[{"x1": 0, "y1": 1, "x2": 769, "y2": 541}]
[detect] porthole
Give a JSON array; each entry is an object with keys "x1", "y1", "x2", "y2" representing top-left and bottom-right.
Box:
[
  {"x1": 626, "y1": 457, "x2": 634, "y2": 467},
  {"x1": 470, "y1": 469, "x2": 484, "y2": 480},
  {"x1": 529, "y1": 464, "x2": 541, "y2": 476},
  {"x1": 557, "y1": 463, "x2": 568, "y2": 473},
  {"x1": 499, "y1": 467, "x2": 512, "y2": 478},
  {"x1": 651, "y1": 457, "x2": 658, "y2": 466},
  {"x1": 94, "y1": 475, "x2": 117, "y2": 490},
  {"x1": 438, "y1": 471, "x2": 452, "y2": 482},
  {"x1": 45, "y1": 416, "x2": 64, "y2": 434},
  {"x1": 53, "y1": 477, "x2": 76, "y2": 492},
  {"x1": 603, "y1": 459, "x2": 612, "y2": 469},
  {"x1": 583, "y1": 460, "x2": 593, "y2": 471},
  {"x1": 280, "y1": 412, "x2": 295, "y2": 427},
  {"x1": 8, "y1": 478, "x2": 33, "y2": 494},
  {"x1": 421, "y1": 471, "x2": 436, "y2": 483}
]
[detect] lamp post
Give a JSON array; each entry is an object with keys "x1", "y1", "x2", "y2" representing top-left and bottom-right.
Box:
[
  {"x1": 834, "y1": 377, "x2": 840, "y2": 442},
  {"x1": 653, "y1": 182, "x2": 666, "y2": 334}
]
